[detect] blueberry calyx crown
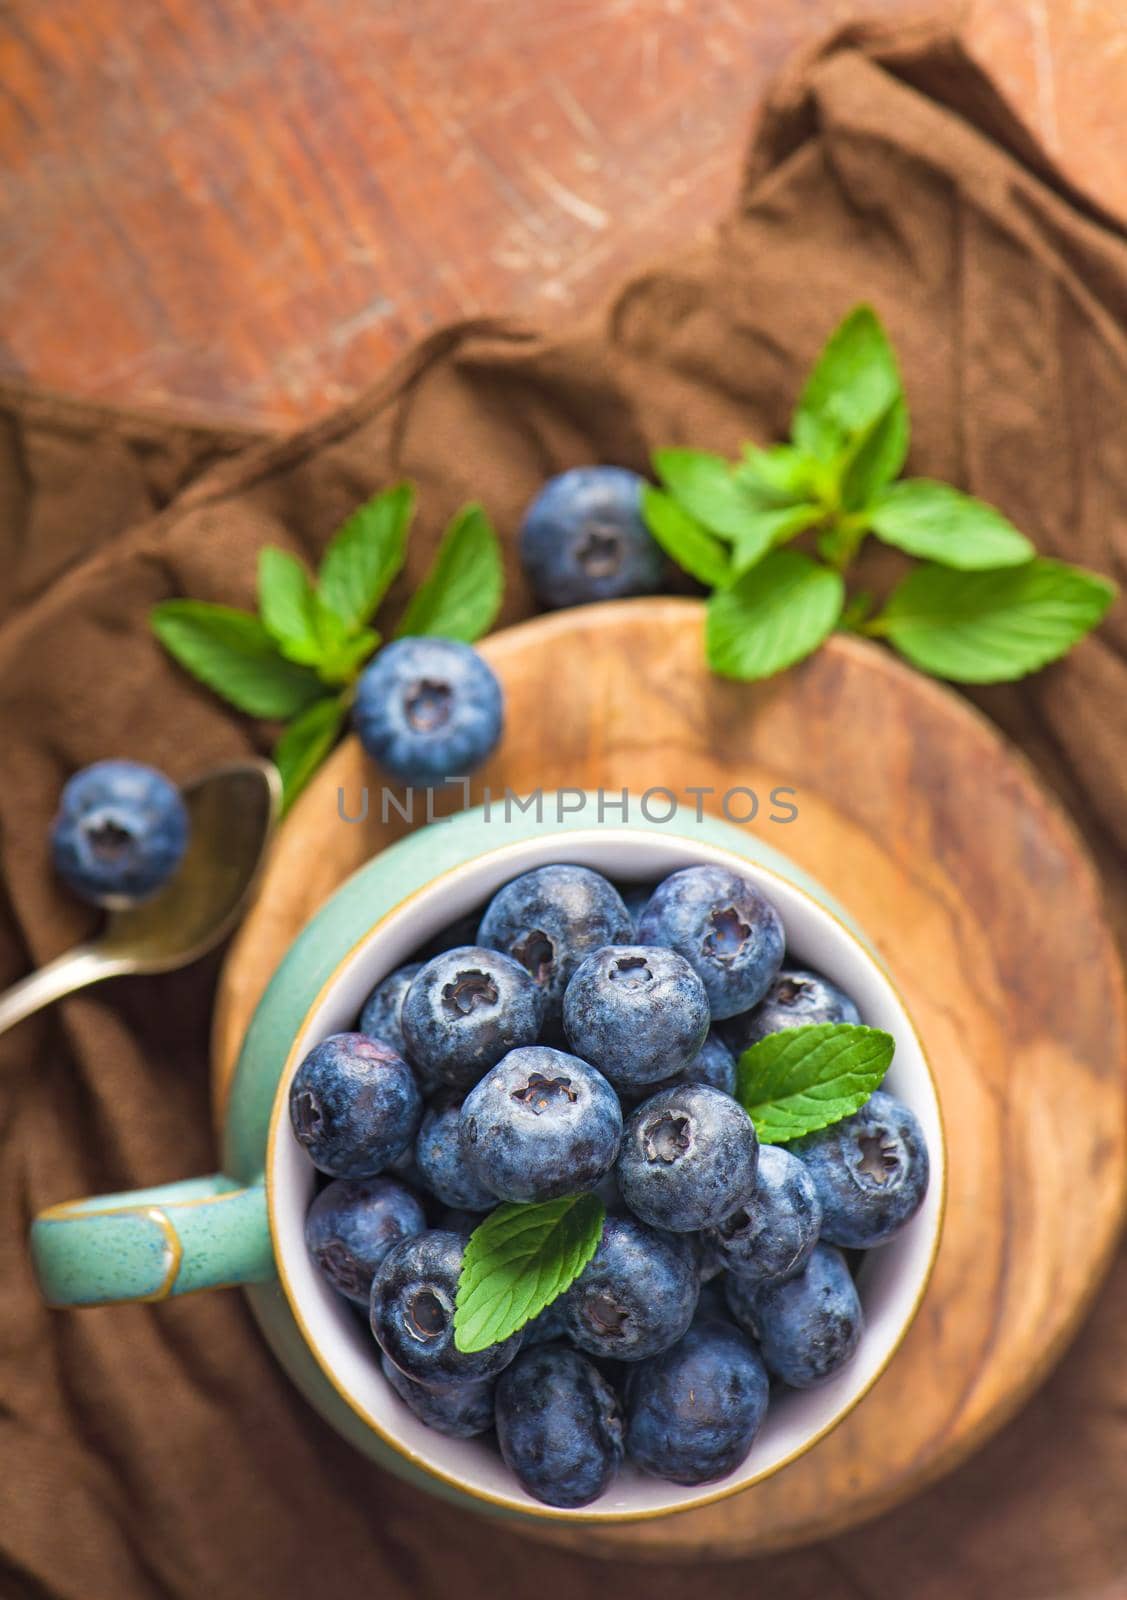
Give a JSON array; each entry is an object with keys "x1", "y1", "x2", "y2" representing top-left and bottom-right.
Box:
[
  {"x1": 291, "y1": 1091, "x2": 323, "y2": 1141},
  {"x1": 87, "y1": 816, "x2": 137, "y2": 862},
  {"x1": 584, "y1": 1292, "x2": 630, "y2": 1338},
  {"x1": 775, "y1": 976, "x2": 812, "y2": 1006},
  {"x1": 510, "y1": 1073, "x2": 579, "y2": 1115},
  {"x1": 642, "y1": 1111, "x2": 692, "y2": 1165},
  {"x1": 856, "y1": 1132, "x2": 901, "y2": 1186},
  {"x1": 404, "y1": 678, "x2": 453, "y2": 733},
  {"x1": 576, "y1": 526, "x2": 623, "y2": 577},
  {"x1": 441, "y1": 970, "x2": 499, "y2": 1017},
  {"x1": 314, "y1": 1241, "x2": 366, "y2": 1300},
  {"x1": 703, "y1": 906, "x2": 752, "y2": 962},
  {"x1": 405, "y1": 1285, "x2": 451, "y2": 1342},
  {"x1": 511, "y1": 930, "x2": 555, "y2": 983},
  {"x1": 609, "y1": 955, "x2": 652, "y2": 988}
]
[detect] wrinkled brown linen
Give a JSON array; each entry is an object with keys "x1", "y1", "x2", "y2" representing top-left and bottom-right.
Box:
[{"x1": 1, "y1": 19, "x2": 1125, "y2": 1600}]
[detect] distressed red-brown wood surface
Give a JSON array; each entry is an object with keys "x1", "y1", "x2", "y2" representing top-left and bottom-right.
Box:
[
  {"x1": 213, "y1": 601, "x2": 1127, "y2": 1558},
  {"x1": 2, "y1": 0, "x2": 1125, "y2": 430}
]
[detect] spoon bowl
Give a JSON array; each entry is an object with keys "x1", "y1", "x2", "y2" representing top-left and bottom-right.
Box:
[{"x1": 0, "y1": 759, "x2": 281, "y2": 1036}]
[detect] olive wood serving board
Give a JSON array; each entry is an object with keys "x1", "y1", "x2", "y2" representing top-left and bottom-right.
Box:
[{"x1": 213, "y1": 597, "x2": 1127, "y2": 1558}]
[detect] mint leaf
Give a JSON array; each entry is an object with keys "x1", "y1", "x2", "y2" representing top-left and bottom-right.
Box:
[
  {"x1": 273, "y1": 696, "x2": 346, "y2": 810},
  {"x1": 737, "y1": 1023, "x2": 895, "y2": 1143},
  {"x1": 454, "y1": 1194, "x2": 605, "y2": 1353},
  {"x1": 867, "y1": 480, "x2": 1034, "y2": 569},
  {"x1": 641, "y1": 486, "x2": 731, "y2": 589},
  {"x1": 318, "y1": 483, "x2": 414, "y2": 633},
  {"x1": 874, "y1": 558, "x2": 1114, "y2": 682},
  {"x1": 840, "y1": 395, "x2": 910, "y2": 510},
  {"x1": 151, "y1": 601, "x2": 324, "y2": 718},
  {"x1": 258, "y1": 548, "x2": 325, "y2": 666},
  {"x1": 395, "y1": 504, "x2": 503, "y2": 643},
  {"x1": 792, "y1": 305, "x2": 902, "y2": 463},
  {"x1": 706, "y1": 550, "x2": 844, "y2": 680},
  {"x1": 731, "y1": 504, "x2": 822, "y2": 576},
  {"x1": 739, "y1": 444, "x2": 821, "y2": 504},
  {"x1": 652, "y1": 448, "x2": 769, "y2": 538},
  {"x1": 315, "y1": 626, "x2": 380, "y2": 686}
]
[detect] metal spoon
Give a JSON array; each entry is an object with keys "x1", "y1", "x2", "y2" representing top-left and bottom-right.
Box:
[{"x1": 0, "y1": 759, "x2": 281, "y2": 1037}]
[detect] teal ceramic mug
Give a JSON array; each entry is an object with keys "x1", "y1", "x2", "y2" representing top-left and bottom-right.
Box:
[{"x1": 31, "y1": 805, "x2": 945, "y2": 1523}]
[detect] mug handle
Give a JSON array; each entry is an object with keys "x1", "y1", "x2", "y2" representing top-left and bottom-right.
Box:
[{"x1": 30, "y1": 1174, "x2": 275, "y2": 1308}]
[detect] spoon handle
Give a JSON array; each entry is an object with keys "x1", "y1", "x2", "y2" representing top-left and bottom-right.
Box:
[{"x1": 0, "y1": 948, "x2": 117, "y2": 1037}]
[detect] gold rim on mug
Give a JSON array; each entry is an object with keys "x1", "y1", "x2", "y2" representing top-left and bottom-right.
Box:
[{"x1": 264, "y1": 831, "x2": 948, "y2": 1524}]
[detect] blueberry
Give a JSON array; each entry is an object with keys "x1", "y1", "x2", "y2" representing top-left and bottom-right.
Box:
[
  {"x1": 289, "y1": 1033, "x2": 422, "y2": 1178},
  {"x1": 478, "y1": 865, "x2": 633, "y2": 1028},
  {"x1": 565, "y1": 1214, "x2": 698, "y2": 1361},
  {"x1": 659, "y1": 1030, "x2": 737, "y2": 1096},
  {"x1": 358, "y1": 963, "x2": 422, "y2": 1059},
  {"x1": 709, "y1": 1144, "x2": 821, "y2": 1286},
  {"x1": 624, "y1": 1319, "x2": 769, "y2": 1485},
  {"x1": 636, "y1": 866, "x2": 785, "y2": 1020},
  {"x1": 722, "y1": 967, "x2": 861, "y2": 1055},
  {"x1": 726, "y1": 1243, "x2": 862, "y2": 1389},
  {"x1": 495, "y1": 1343, "x2": 624, "y2": 1508},
  {"x1": 415, "y1": 1095, "x2": 496, "y2": 1211},
  {"x1": 370, "y1": 1229, "x2": 521, "y2": 1385},
  {"x1": 380, "y1": 1352, "x2": 495, "y2": 1439},
  {"x1": 460, "y1": 1046, "x2": 622, "y2": 1203},
  {"x1": 791, "y1": 1091, "x2": 929, "y2": 1248},
  {"x1": 50, "y1": 759, "x2": 189, "y2": 908},
  {"x1": 353, "y1": 638, "x2": 503, "y2": 787},
  {"x1": 304, "y1": 1177, "x2": 427, "y2": 1305},
  {"x1": 616, "y1": 1083, "x2": 758, "y2": 1233},
  {"x1": 402, "y1": 946, "x2": 546, "y2": 1091},
  {"x1": 519, "y1": 466, "x2": 664, "y2": 610},
  {"x1": 563, "y1": 945, "x2": 710, "y2": 1088}
]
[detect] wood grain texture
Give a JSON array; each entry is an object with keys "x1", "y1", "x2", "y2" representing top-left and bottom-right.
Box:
[
  {"x1": 213, "y1": 598, "x2": 1127, "y2": 1557},
  {"x1": 2, "y1": 0, "x2": 1125, "y2": 428}
]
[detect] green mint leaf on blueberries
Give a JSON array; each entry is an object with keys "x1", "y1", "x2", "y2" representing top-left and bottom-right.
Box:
[
  {"x1": 258, "y1": 548, "x2": 324, "y2": 665},
  {"x1": 867, "y1": 480, "x2": 1034, "y2": 569},
  {"x1": 652, "y1": 448, "x2": 772, "y2": 539},
  {"x1": 737, "y1": 1023, "x2": 895, "y2": 1143},
  {"x1": 792, "y1": 305, "x2": 902, "y2": 464},
  {"x1": 395, "y1": 503, "x2": 503, "y2": 643},
  {"x1": 839, "y1": 395, "x2": 910, "y2": 511},
  {"x1": 641, "y1": 486, "x2": 731, "y2": 589},
  {"x1": 731, "y1": 504, "x2": 823, "y2": 576},
  {"x1": 315, "y1": 627, "x2": 380, "y2": 687},
  {"x1": 454, "y1": 1194, "x2": 605, "y2": 1353},
  {"x1": 273, "y1": 696, "x2": 347, "y2": 810},
  {"x1": 869, "y1": 558, "x2": 1116, "y2": 682},
  {"x1": 318, "y1": 482, "x2": 415, "y2": 633},
  {"x1": 707, "y1": 550, "x2": 844, "y2": 680},
  {"x1": 151, "y1": 601, "x2": 325, "y2": 719},
  {"x1": 738, "y1": 444, "x2": 821, "y2": 505}
]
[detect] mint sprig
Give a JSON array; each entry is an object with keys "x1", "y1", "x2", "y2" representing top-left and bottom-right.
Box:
[
  {"x1": 152, "y1": 486, "x2": 505, "y2": 809},
  {"x1": 736, "y1": 1022, "x2": 895, "y2": 1143},
  {"x1": 642, "y1": 302, "x2": 1115, "y2": 684},
  {"x1": 868, "y1": 558, "x2": 1115, "y2": 682},
  {"x1": 454, "y1": 1194, "x2": 604, "y2": 1354}
]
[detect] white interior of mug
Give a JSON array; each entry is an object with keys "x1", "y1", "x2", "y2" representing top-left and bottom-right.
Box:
[{"x1": 267, "y1": 829, "x2": 945, "y2": 1522}]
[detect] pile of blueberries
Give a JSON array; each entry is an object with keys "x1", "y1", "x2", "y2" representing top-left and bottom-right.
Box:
[{"x1": 289, "y1": 861, "x2": 930, "y2": 1509}]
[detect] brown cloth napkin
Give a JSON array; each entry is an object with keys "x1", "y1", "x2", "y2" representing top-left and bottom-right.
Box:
[{"x1": 2, "y1": 19, "x2": 1125, "y2": 1600}]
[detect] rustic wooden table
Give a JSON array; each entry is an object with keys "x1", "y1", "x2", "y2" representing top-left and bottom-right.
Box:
[{"x1": 2, "y1": 0, "x2": 1124, "y2": 430}]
